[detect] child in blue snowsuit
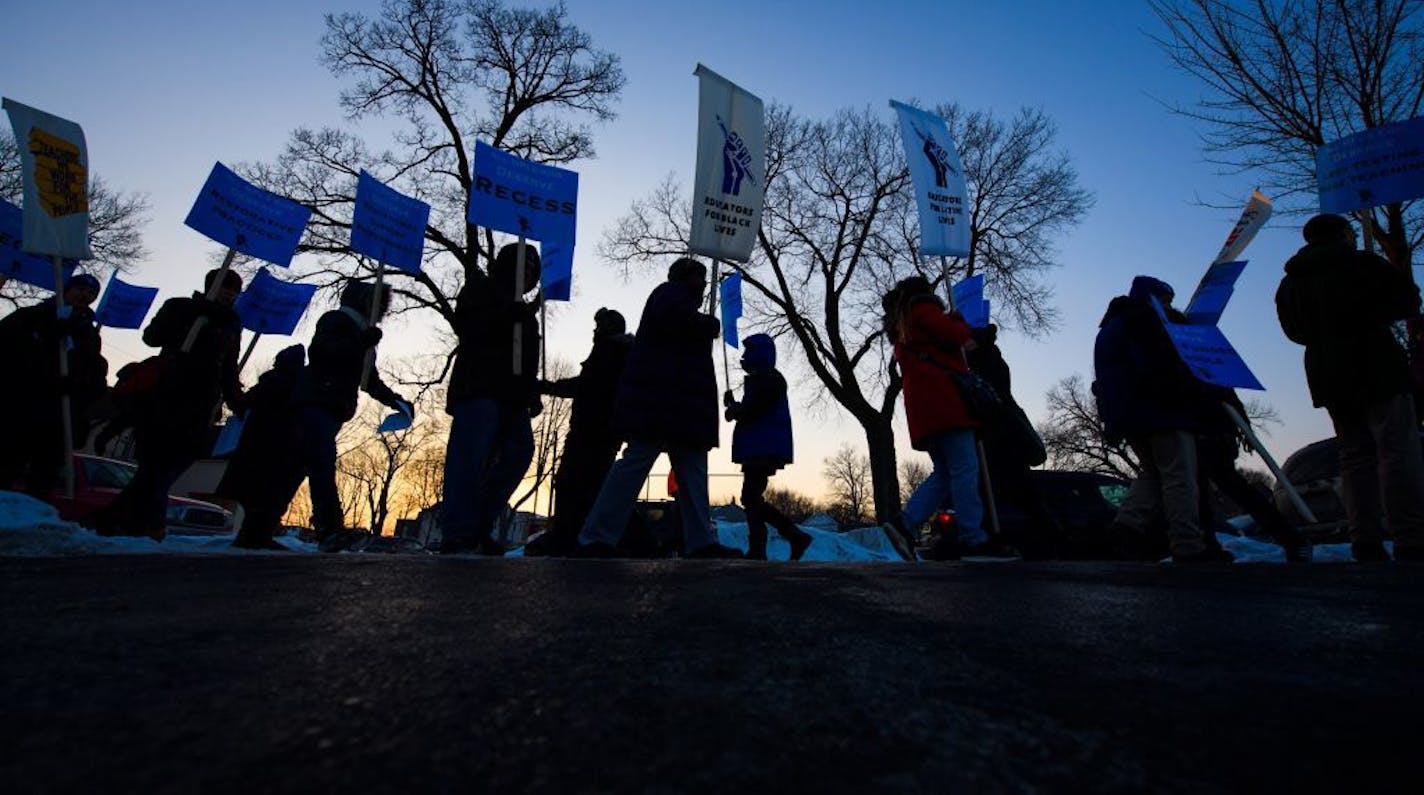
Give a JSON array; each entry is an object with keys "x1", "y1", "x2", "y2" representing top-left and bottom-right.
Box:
[{"x1": 723, "y1": 334, "x2": 813, "y2": 561}]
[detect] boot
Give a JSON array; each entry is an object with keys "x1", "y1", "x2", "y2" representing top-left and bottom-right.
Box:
[
  {"x1": 746, "y1": 525, "x2": 768, "y2": 561},
  {"x1": 787, "y1": 530, "x2": 812, "y2": 561}
]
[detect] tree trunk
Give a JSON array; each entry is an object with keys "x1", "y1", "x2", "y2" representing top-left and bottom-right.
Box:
[{"x1": 861, "y1": 416, "x2": 902, "y2": 524}]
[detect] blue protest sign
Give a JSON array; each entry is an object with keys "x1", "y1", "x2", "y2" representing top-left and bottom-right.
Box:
[
  {"x1": 720, "y1": 271, "x2": 743, "y2": 347},
  {"x1": 234, "y1": 268, "x2": 319, "y2": 335},
  {"x1": 1, "y1": 198, "x2": 77, "y2": 290},
  {"x1": 184, "y1": 162, "x2": 312, "y2": 267},
  {"x1": 951, "y1": 274, "x2": 990, "y2": 328},
  {"x1": 351, "y1": 171, "x2": 430, "y2": 274},
  {"x1": 1317, "y1": 116, "x2": 1424, "y2": 213},
  {"x1": 94, "y1": 275, "x2": 159, "y2": 329},
  {"x1": 1184, "y1": 260, "x2": 1247, "y2": 326},
  {"x1": 468, "y1": 141, "x2": 578, "y2": 243},
  {"x1": 540, "y1": 239, "x2": 573, "y2": 301},
  {"x1": 1150, "y1": 296, "x2": 1263, "y2": 390}
]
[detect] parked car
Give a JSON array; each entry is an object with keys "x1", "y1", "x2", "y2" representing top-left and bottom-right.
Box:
[
  {"x1": 30, "y1": 453, "x2": 235, "y2": 535},
  {"x1": 980, "y1": 470, "x2": 1132, "y2": 559},
  {"x1": 1269, "y1": 432, "x2": 1424, "y2": 543}
]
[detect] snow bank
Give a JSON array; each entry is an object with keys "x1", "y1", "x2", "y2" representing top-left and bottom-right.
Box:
[
  {"x1": 0, "y1": 491, "x2": 316, "y2": 557},
  {"x1": 0, "y1": 490, "x2": 1376, "y2": 563}
]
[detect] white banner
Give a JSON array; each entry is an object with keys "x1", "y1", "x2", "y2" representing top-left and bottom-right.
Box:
[
  {"x1": 891, "y1": 100, "x2": 969, "y2": 258},
  {"x1": 2, "y1": 98, "x2": 91, "y2": 259},
  {"x1": 689, "y1": 64, "x2": 765, "y2": 263},
  {"x1": 1212, "y1": 189, "x2": 1272, "y2": 265}
]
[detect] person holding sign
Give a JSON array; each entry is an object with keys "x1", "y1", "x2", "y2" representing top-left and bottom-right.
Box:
[
  {"x1": 878, "y1": 276, "x2": 1013, "y2": 562},
  {"x1": 1094, "y1": 277, "x2": 1231, "y2": 563},
  {"x1": 440, "y1": 243, "x2": 543, "y2": 556},
  {"x1": 0, "y1": 273, "x2": 106, "y2": 498},
  {"x1": 525, "y1": 308, "x2": 633, "y2": 557},
  {"x1": 91, "y1": 269, "x2": 246, "y2": 540},
  {"x1": 290, "y1": 281, "x2": 412, "y2": 551},
  {"x1": 215, "y1": 343, "x2": 305, "y2": 550},
  {"x1": 576, "y1": 258, "x2": 742, "y2": 559},
  {"x1": 1276, "y1": 213, "x2": 1424, "y2": 562}
]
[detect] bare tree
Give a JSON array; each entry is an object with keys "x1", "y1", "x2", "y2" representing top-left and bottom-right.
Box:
[
  {"x1": 242, "y1": 0, "x2": 625, "y2": 374},
  {"x1": 763, "y1": 486, "x2": 818, "y2": 524},
  {"x1": 507, "y1": 357, "x2": 574, "y2": 520},
  {"x1": 1039, "y1": 375, "x2": 1141, "y2": 480},
  {"x1": 602, "y1": 102, "x2": 1090, "y2": 521},
  {"x1": 1, "y1": 132, "x2": 150, "y2": 309},
  {"x1": 1150, "y1": 0, "x2": 1424, "y2": 271},
  {"x1": 1040, "y1": 373, "x2": 1284, "y2": 480},
  {"x1": 898, "y1": 457, "x2": 931, "y2": 504},
  {"x1": 822, "y1": 443, "x2": 873, "y2": 526}
]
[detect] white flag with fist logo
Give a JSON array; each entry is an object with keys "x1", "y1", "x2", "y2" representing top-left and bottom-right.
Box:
[
  {"x1": 891, "y1": 100, "x2": 970, "y2": 258},
  {"x1": 690, "y1": 64, "x2": 765, "y2": 263}
]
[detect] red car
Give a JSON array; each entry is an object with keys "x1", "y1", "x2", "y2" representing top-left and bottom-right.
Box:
[{"x1": 37, "y1": 453, "x2": 235, "y2": 535}]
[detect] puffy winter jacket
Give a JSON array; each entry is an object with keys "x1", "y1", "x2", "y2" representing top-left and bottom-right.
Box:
[
  {"x1": 1276, "y1": 241, "x2": 1420, "y2": 409},
  {"x1": 447, "y1": 267, "x2": 541, "y2": 410},
  {"x1": 895, "y1": 295, "x2": 977, "y2": 449},
  {"x1": 613, "y1": 280, "x2": 720, "y2": 450},
  {"x1": 729, "y1": 334, "x2": 793, "y2": 467}
]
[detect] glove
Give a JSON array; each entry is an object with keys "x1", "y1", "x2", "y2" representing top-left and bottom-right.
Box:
[
  {"x1": 535, "y1": 378, "x2": 553, "y2": 395},
  {"x1": 723, "y1": 390, "x2": 735, "y2": 408},
  {"x1": 528, "y1": 396, "x2": 544, "y2": 418},
  {"x1": 361, "y1": 326, "x2": 384, "y2": 346}
]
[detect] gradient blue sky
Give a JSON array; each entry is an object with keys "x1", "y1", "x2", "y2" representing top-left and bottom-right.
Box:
[{"x1": 1, "y1": 0, "x2": 1353, "y2": 500}]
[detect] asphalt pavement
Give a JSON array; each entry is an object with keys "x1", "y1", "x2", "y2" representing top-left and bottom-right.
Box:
[{"x1": 2, "y1": 555, "x2": 1421, "y2": 793}]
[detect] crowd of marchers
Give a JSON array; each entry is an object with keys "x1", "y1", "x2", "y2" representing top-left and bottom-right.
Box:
[{"x1": 2, "y1": 212, "x2": 1422, "y2": 563}]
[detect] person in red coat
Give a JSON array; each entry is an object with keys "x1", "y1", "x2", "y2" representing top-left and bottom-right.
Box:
[{"x1": 882, "y1": 276, "x2": 1016, "y2": 561}]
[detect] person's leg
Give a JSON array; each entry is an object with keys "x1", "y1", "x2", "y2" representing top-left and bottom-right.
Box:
[
  {"x1": 902, "y1": 445, "x2": 953, "y2": 528},
  {"x1": 1150, "y1": 430, "x2": 1203, "y2": 557},
  {"x1": 470, "y1": 404, "x2": 536, "y2": 540},
  {"x1": 298, "y1": 406, "x2": 343, "y2": 535},
  {"x1": 741, "y1": 467, "x2": 770, "y2": 559},
  {"x1": 941, "y1": 429, "x2": 987, "y2": 547},
  {"x1": 579, "y1": 440, "x2": 660, "y2": 547},
  {"x1": 1114, "y1": 437, "x2": 1165, "y2": 531},
  {"x1": 1329, "y1": 405, "x2": 1384, "y2": 545},
  {"x1": 440, "y1": 398, "x2": 500, "y2": 545},
  {"x1": 669, "y1": 447, "x2": 714, "y2": 553},
  {"x1": 1368, "y1": 392, "x2": 1424, "y2": 553}
]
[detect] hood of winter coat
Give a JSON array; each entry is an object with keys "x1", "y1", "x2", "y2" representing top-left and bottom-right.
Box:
[
  {"x1": 1283, "y1": 241, "x2": 1355, "y2": 276},
  {"x1": 1128, "y1": 276, "x2": 1175, "y2": 304},
  {"x1": 742, "y1": 333, "x2": 776, "y2": 369},
  {"x1": 273, "y1": 343, "x2": 306, "y2": 372}
]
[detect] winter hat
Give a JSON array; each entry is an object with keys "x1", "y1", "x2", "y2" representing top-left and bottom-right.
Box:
[
  {"x1": 1302, "y1": 213, "x2": 1353, "y2": 244},
  {"x1": 667, "y1": 257, "x2": 707, "y2": 284},
  {"x1": 273, "y1": 344, "x2": 305, "y2": 371},
  {"x1": 594, "y1": 307, "x2": 626, "y2": 337},
  {"x1": 490, "y1": 243, "x2": 541, "y2": 290},
  {"x1": 340, "y1": 280, "x2": 391, "y2": 315},
  {"x1": 742, "y1": 333, "x2": 776, "y2": 369},
  {"x1": 1129, "y1": 276, "x2": 1175, "y2": 304},
  {"x1": 204, "y1": 268, "x2": 243, "y2": 291},
  {"x1": 64, "y1": 273, "x2": 100, "y2": 294}
]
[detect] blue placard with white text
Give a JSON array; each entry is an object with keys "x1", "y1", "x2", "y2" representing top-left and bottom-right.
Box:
[
  {"x1": 351, "y1": 171, "x2": 430, "y2": 274},
  {"x1": 1151, "y1": 297, "x2": 1263, "y2": 390},
  {"x1": 951, "y1": 274, "x2": 990, "y2": 328},
  {"x1": 184, "y1": 162, "x2": 312, "y2": 267},
  {"x1": 468, "y1": 141, "x2": 578, "y2": 243},
  {"x1": 94, "y1": 275, "x2": 159, "y2": 329},
  {"x1": 1185, "y1": 260, "x2": 1247, "y2": 326},
  {"x1": 540, "y1": 239, "x2": 573, "y2": 301},
  {"x1": 1, "y1": 198, "x2": 77, "y2": 289},
  {"x1": 1317, "y1": 116, "x2": 1424, "y2": 213},
  {"x1": 234, "y1": 268, "x2": 319, "y2": 335}
]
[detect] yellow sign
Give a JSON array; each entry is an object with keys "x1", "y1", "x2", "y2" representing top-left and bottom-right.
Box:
[{"x1": 28, "y1": 127, "x2": 88, "y2": 218}]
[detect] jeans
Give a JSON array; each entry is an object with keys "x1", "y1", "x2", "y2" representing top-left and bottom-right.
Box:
[
  {"x1": 295, "y1": 406, "x2": 342, "y2": 533},
  {"x1": 442, "y1": 398, "x2": 534, "y2": 543},
  {"x1": 1329, "y1": 392, "x2": 1424, "y2": 549},
  {"x1": 578, "y1": 439, "x2": 714, "y2": 553},
  {"x1": 902, "y1": 429, "x2": 986, "y2": 546}
]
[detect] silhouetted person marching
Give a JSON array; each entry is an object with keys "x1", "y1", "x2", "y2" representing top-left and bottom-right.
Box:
[
  {"x1": 526, "y1": 308, "x2": 633, "y2": 557},
  {"x1": 724, "y1": 333, "x2": 812, "y2": 561}
]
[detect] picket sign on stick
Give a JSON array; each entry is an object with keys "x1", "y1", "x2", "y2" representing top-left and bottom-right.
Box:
[
  {"x1": 358, "y1": 261, "x2": 385, "y2": 390},
  {"x1": 49, "y1": 255, "x2": 76, "y2": 498},
  {"x1": 236, "y1": 332, "x2": 262, "y2": 374},
  {"x1": 182, "y1": 248, "x2": 237, "y2": 352},
  {"x1": 513, "y1": 234, "x2": 527, "y2": 376},
  {"x1": 1222, "y1": 402, "x2": 1317, "y2": 524},
  {"x1": 715, "y1": 261, "x2": 732, "y2": 387}
]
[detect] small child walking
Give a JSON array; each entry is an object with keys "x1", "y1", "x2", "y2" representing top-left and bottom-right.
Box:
[{"x1": 724, "y1": 334, "x2": 813, "y2": 561}]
